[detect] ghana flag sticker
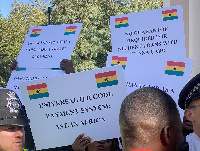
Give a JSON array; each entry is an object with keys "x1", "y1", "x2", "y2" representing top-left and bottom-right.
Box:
[
  {"x1": 64, "y1": 26, "x2": 77, "y2": 35},
  {"x1": 95, "y1": 71, "x2": 118, "y2": 88},
  {"x1": 27, "y1": 83, "x2": 49, "y2": 100},
  {"x1": 162, "y1": 9, "x2": 178, "y2": 21},
  {"x1": 165, "y1": 61, "x2": 185, "y2": 76},
  {"x1": 111, "y1": 56, "x2": 127, "y2": 70},
  {"x1": 30, "y1": 29, "x2": 42, "y2": 37},
  {"x1": 115, "y1": 17, "x2": 129, "y2": 28}
]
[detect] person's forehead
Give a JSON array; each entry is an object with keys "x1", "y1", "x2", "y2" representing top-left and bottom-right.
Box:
[
  {"x1": 190, "y1": 98, "x2": 200, "y2": 106},
  {"x1": 0, "y1": 125, "x2": 19, "y2": 130}
]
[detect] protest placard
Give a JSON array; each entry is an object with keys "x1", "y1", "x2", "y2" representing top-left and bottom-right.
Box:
[
  {"x1": 106, "y1": 52, "x2": 193, "y2": 119},
  {"x1": 19, "y1": 65, "x2": 127, "y2": 150},
  {"x1": 17, "y1": 23, "x2": 82, "y2": 68},
  {"x1": 6, "y1": 69, "x2": 65, "y2": 104},
  {"x1": 110, "y1": 5, "x2": 186, "y2": 57}
]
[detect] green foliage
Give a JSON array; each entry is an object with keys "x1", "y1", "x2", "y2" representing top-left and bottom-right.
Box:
[
  {"x1": 50, "y1": 0, "x2": 163, "y2": 72},
  {"x1": 0, "y1": 0, "x2": 48, "y2": 87},
  {"x1": 0, "y1": 0, "x2": 163, "y2": 87}
]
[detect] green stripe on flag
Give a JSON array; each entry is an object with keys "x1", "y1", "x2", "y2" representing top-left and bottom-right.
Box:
[
  {"x1": 165, "y1": 70, "x2": 184, "y2": 76},
  {"x1": 29, "y1": 92, "x2": 49, "y2": 100},
  {"x1": 97, "y1": 80, "x2": 118, "y2": 88},
  {"x1": 51, "y1": 68, "x2": 62, "y2": 70},
  {"x1": 17, "y1": 68, "x2": 26, "y2": 71},
  {"x1": 111, "y1": 64, "x2": 126, "y2": 70},
  {"x1": 163, "y1": 16, "x2": 178, "y2": 21},
  {"x1": 64, "y1": 32, "x2": 76, "y2": 35},
  {"x1": 30, "y1": 34, "x2": 40, "y2": 37},
  {"x1": 115, "y1": 23, "x2": 129, "y2": 28}
]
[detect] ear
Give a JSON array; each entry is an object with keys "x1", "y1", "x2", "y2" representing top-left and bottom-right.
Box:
[
  {"x1": 184, "y1": 109, "x2": 195, "y2": 122},
  {"x1": 160, "y1": 126, "x2": 170, "y2": 147}
]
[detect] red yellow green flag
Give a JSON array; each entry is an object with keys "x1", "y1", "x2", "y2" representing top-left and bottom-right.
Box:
[
  {"x1": 30, "y1": 29, "x2": 42, "y2": 37},
  {"x1": 95, "y1": 71, "x2": 118, "y2": 88},
  {"x1": 111, "y1": 56, "x2": 127, "y2": 70},
  {"x1": 64, "y1": 26, "x2": 77, "y2": 35},
  {"x1": 115, "y1": 17, "x2": 129, "y2": 28},
  {"x1": 27, "y1": 83, "x2": 49, "y2": 100},
  {"x1": 162, "y1": 9, "x2": 178, "y2": 21},
  {"x1": 165, "y1": 61, "x2": 185, "y2": 76}
]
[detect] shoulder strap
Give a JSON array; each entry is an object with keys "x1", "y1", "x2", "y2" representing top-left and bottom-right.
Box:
[{"x1": 179, "y1": 137, "x2": 189, "y2": 151}]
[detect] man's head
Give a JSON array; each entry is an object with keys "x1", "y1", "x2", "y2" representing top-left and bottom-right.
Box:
[
  {"x1": 179, "y1": 73, "x2": 200, "y2": 136},
  {"x1": 0, "y1": 89, "x2": 29, "y2": 151},
  {"x1": 119, "y1": 87, "x2": 183, "y2": 151}
]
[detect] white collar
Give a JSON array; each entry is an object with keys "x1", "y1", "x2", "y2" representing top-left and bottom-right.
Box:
[{"x1": 186, "y1": 132, "x2": 200, "y2": 151}]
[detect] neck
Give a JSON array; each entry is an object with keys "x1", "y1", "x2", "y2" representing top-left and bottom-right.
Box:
[{"x1": 193, "y1": 125, "x2": 200, "y2": 138}]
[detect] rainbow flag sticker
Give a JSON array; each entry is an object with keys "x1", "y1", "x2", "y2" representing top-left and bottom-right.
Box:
[
  {"x1": 111, "y1": 56, "x2": 127, "y2": 70},
  {"x1": 95, "y1": 71, "x2": 118, "y2": 88},
  {"x1": 165, "y1": 61, "x2": 185, "y2": 76},
  {"x1": 162, "y1": 9, "x2": 178, "y2": 21},
  {"x1": 30, "y1": 29, "x2": 42, "y2": 37},
  {"x1": 64, "y1": 26, "x2": 77, "y2": 35},
  {"x1": 27, "y1": 83, "x2": 49, "y2": 100},
  {"x1": 115, "y1": 17, "x2": 129, "y2": 28}
]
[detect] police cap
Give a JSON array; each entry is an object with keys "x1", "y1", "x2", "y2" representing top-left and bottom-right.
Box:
[
  {"x1": 0, "y1": 89, "x2": 29, "y2": 126},
  {"x1": 179, "y1": 73, "x2": 200, "y2": 110}
]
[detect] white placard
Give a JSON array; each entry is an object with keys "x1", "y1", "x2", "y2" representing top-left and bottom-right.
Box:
[
  {"x1": 17, "y1": 23, "x2": 82, "y2": 68},
  {"x1": 6, "y1": 69, "x2": 65, "y2": 104},
  {"x1": 19, "y1": 66, "x2": 127, "y2": 150},
  {"x1": 106, "y1": 52, "x2": 193, "y2": 119},
  {"x1": 110, "y1": 5, "x2": 186, "y2": 57}
]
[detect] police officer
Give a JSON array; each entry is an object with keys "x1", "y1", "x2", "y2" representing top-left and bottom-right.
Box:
[
  {"x1": 0, "y1": 89, "x2": 30, "y2": 151},
  {"x1": 179, "y1": 73, "x2": 200, "y2": 151}
]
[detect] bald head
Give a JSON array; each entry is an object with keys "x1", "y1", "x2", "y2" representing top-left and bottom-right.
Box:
[{"x1": 119, "y1": 87, "x2": 182, "y2": 150}]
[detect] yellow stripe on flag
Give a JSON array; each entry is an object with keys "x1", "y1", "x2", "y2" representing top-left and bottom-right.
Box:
[
  {"x1": 115, "y1": 20, "x2": 128, "y2": 25},
  {"x1": 65, "y1": 28, "x2": 76, "y2": 32},
  {"x1": 96, "y1": 75, "x2": 117, "y2": 83},
  {"x1": 165, "y1": 66, "x2": 185, "y2": 72},
  {"x1": 31, "y1": 31, "x2": 41, "y2": 35},
  {"x1": 162, "y1": 12, "x2": 177, "y2": 18},
  {"x1": 28, "y1": 87, "x2": 48, "y2": 95},
  {"x1": 111, "y1": 60, "x2": 127, "y2": 66}
]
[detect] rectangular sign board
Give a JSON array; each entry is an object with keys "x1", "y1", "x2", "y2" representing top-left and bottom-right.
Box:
[
  {"x1": 19, "y1": 66, "x2": 127, "y2": 150},
  {"x1": 110, "y1": 5, "x2": 186, "y2": 57},
  {"x1": 17, "y1": 23, "x2": 82, "y2": 68},
  {"x1": 6, "y1": 69, "x2": 65, "y2": 104},
  {"x1": 106, "y1": 52, "x2": 193, "y2": 119}
]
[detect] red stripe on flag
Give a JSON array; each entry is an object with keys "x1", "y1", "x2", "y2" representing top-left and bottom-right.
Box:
[
  {"x1": 27, "y1": 83, "x2": 47, "y2": 90},
  {"x1": 66, "y1": 26, "x2": 77, "y2": 29},
  {"x1": 167, "y1": 61, "x2": 185, "y2": 67},
  {"x1": 115, "y1": 17, "x2": 128, "y2": 22},
  {"x1": 95, "y1": 71, "x2": 116, "y2": 79},
  {"x1": 162, "y1": 9, "x2": 177, "y2": 14},
  {"x1": 112, "y1": 56, "x2": 127, "y2": 61},
  {"x1": 32, "y1": 29, "x2": 42, "y2": 32}
]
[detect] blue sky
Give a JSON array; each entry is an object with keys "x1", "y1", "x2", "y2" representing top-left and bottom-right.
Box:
[
  {"x1": 0, "y1": 0, "x2": 29, "y2": 18},
  {"x1": 0, "y1": 0, "x2": 51, "y2": 18}
]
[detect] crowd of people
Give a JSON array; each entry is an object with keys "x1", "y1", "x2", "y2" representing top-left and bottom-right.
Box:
[{"x1": 0, "y1": 59, "x2": 200, "y2": 151}]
